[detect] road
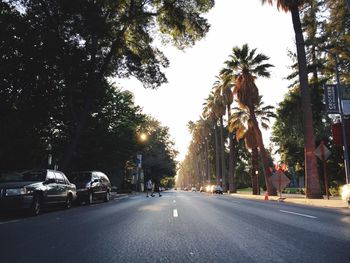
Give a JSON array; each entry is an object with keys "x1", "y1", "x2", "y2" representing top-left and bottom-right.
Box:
[{"x1": 1, "y1": 190, "x2": 350, "y2": 263}]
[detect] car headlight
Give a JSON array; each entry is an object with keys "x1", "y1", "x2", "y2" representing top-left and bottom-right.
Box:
[
  {"x1": 6, "y1": 187, "x2": 32, "y2": 196},
  {"x1": 341, "y1": 185, "x2": 350, "y2": 200}
]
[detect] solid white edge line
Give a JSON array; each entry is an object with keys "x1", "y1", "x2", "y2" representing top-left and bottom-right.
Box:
[
  {"x1": 173, "y1": 209, "x2": 178, "y2": 217},
  {"x1": 279, "y1": 210, "x2": 317, "y2": 219},
  {"x1": 0, "y1": 219, "x2": 21, "y2": 225}
]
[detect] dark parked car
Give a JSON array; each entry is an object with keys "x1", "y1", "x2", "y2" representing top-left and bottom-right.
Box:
[
  {"x1": 0, "y1": 169, "x2": 76, "y2": 215},
  {"x1": 68, "y1": 171, "x2": 112, "y2": 205}
]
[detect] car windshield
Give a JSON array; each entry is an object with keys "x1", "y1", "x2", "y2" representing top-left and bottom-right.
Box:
[
  {"x1": 69, "y1": 173, "x2": 92, "y2": 183},
  {"x1": 0, "y1": 170, "x2": 46, "y2": 183}
]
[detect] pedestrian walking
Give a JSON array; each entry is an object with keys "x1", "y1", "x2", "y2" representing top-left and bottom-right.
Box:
[
  {"x1": 146, "y1": 179, "x2": 153, "y2": 197},
  {"x1": 151, "y1": 180, "x2": 162, "y2": 197}
]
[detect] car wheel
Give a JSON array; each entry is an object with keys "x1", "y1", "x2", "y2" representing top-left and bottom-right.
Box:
[
  {"x1": 104, "y1": 191, "x2": 110, "y2": 202},
  {"x1": 30, "y1": 194, "x2": 41, "y2": 216},
  {"x1": 86, "y1": 192, "x2": 93, "y2": 205},
  {"x1": 65, "y1": 195, "x2": 73, "y2": 209}
]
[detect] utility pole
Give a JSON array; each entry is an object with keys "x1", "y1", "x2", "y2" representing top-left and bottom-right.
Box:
[{"x1": 334, "y1": 53, "x2": 350, "y2": 184}]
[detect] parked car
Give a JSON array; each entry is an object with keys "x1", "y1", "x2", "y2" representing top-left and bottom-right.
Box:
[
  {"x1": 191, "y1": 187, "x2": 197, "y2": 192},
  {"x1": 199, "y1": 186, "x2": 206, "y2": 192},
  {"x1": 0, "y1": 169, "x2": 76, "y2": 215},
  {"x1": 211, "y1": 185, "x2": 223, "y2": 194},
  {"x1": 68, "y1": 171, "x2": 111, "y2": 205},
  {"x1": 341, "y1": 183, "x2": 350, "y2": 208}
]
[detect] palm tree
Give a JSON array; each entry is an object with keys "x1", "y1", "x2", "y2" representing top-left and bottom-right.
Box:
[
  {"x1": 203, "y1": 93, "x2": 221, "y2": 186},
  {"x1": 230, "y1": 97, "x2": 276, "y2": 195},
  {"x1": 212, "y1": 81, "x2": 228, "y2": 191},
  {"x1": 261, "y1": 0, "x2": 322, "y2": 198},
  {"x1": 221, "y1": 44, "x2": 276, "y2": 195},
  {"x1": 214, "y1": 75, "x2": 237, "y2": 193}
]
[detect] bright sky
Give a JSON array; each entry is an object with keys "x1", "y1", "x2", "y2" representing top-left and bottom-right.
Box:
[{"x1": 116, "y1": 1, "x2": 296, "y2": 162}]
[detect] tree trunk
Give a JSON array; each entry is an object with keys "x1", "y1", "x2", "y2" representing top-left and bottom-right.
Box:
[
  {"x1": 227, "y1": 105, "x2": 236, "y2": 193},
  {"x1": 214, "y1": 123, "x2": 221, "y2": 186},
  {"x1": 251, "y1": 147, "x2": 259, "y2": 195},
  {"x1": 290, "y1": 6, "x2": 322, "y2": 198},
  {"x1": 250, "y1": 112, "x2": 276, "y2": 195},
  {"x1": 61, "y1": 27, "x2": 128, "y2": 171},
  {"x1": 205, "y1": 139, "x2": 210, "y2": 184},
  {"x1": 219, "y1": 116, "x2": 227, "y2": 191}
]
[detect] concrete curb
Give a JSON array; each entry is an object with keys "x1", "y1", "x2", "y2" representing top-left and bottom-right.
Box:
[{"x1": 229, "y1": 192, "x2": 348, "y2": 209}]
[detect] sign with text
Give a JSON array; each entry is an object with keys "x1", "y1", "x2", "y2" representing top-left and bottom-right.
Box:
[{"x1": 324, "y1": 84, "x2": 339, "y2": 114}]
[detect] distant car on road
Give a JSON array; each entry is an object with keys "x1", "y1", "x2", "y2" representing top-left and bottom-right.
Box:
[
  {"x1": 68, "y1": 171, "x2": 111, "y2": 205},
  {"x1": 211, "y1": 185, "x2": 223, "y2": 194},
  {"x1": 191, "y1": 187, "x2": 197, "y2": 192},
  {"x1": 0, "y1": 169, "x2": 76, "y2": 215},
  {"x1": 341, "y1": 184, "x2": 350, "y2": 208}
]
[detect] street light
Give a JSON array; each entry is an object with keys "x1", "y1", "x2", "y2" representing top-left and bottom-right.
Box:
[
  {"x1": 139, "y1": 133, "x2": 148, "y2": 142},
  {"x1": 136, "y1": 132, "x2": 148, "y2": 192},
  {"x1": 255, "y1": 170, "x2": 260, "y2": 195}
]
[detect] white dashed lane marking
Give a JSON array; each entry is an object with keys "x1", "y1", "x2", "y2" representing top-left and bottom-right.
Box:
[
  {"x1": 279, "y1": 210, "x2": 317, "y2": 219},
  {"x1": 173, "y1": 209, "x2": 178, "y2": 218}
]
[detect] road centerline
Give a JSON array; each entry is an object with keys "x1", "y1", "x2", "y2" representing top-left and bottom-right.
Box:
[
  {"x1": 279, "y1": 209, "x2": 317, "y2": 219},
  {"x1": 173, "y1": 208, "x2": 178, "y2": 217}
]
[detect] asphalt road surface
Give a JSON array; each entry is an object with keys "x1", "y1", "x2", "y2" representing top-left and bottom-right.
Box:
[{"x1": 1, "y1": 190, "x2": 350, "y2": 263}]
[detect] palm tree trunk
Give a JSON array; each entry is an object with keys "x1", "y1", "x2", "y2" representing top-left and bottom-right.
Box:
[
  {"x1": 251, "y1": 147, "x2": 259, "y2": 195},
  {"x1": 214, "y1": 123, "x2": 221, "y2": 186},
  {"x1": 250, "y1": 112, "x2": 276, "y2": 195},
  {"x1": 219, "y1": 116, "x2": 227, "y2": 191},
  {"x1": 227, "y1": 105, "x2": 236, "y2": 193},
  {"x1": 290, "y1": 6, "x2": 322, "y2": 198},
  {"x1": 205, "y1": 139, "x2": 210, "y2": 184}
]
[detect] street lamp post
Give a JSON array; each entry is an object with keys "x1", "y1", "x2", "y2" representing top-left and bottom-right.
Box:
[
  {"x1": 136, "y1": 132, "x2": 148, "y2": 192},
  {"x1": 46, "y1": 143, "x2": 52, "y2": 169},
  {"x1": 136, "y1": 153, "x2": 143, "y2": 192},
  {"x1": 255, "y1": 170, "x2": 260, "y2": 195}
]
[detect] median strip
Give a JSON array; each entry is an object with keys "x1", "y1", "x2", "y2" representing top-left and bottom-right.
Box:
[{"x1": 279, "y1": 210, "x2": 317, "y2": 219}]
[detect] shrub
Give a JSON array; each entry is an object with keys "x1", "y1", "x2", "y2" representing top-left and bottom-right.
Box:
[{"x1": 282, "y1": 188, "x2": 305, "y2": 194}]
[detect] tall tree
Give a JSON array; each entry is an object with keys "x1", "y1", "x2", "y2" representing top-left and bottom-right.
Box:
[
  {"x1": 230, "y1": 97, "x2": 275, "y2": 195},
  {"x1": 212, "y1": 80, "x2": 228, "y2": 190},
  {"x1": 214, "y1": 75, "x2": 237, "y2": 192},
  {"x1": 203, "y1": 91, "x2": 223, "y2": 187},
  {"x1": 261, "y1": 0, "x2": 322, "y2": 198},
  {"x1": 140, "y1": 117, "x2": 178, "y2": 182},
  {"x1": 221, "y1": 44, "x2": 276, "y2": 195},
  {"x1": 2, "y1": 0, "x2": 215, "y2": 169}
]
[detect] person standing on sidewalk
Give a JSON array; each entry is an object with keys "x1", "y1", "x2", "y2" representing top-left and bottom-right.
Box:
[{"x1": 146, "y1": 179, "x2": 153, "y2": 197}]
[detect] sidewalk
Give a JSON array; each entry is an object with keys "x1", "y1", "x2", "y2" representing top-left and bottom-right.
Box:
[{"x1": 230, "y1": 191, "x2": 348, "y2": 209}]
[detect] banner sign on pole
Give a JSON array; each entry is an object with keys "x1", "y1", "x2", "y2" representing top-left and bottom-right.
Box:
[
  {"x1": 341, "y1": 85, "x2": 350, "y2": 115},
  {"x1": 324, "y1": 84, "x2": 339, "y2": 114}
]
